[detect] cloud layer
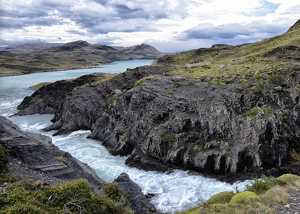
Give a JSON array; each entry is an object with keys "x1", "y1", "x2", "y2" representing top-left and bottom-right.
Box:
[{"x1": 0, "y1": 0, "x2": 299, "y2": 52}]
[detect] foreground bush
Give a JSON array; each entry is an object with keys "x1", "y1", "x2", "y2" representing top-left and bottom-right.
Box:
[
  {"x1": 181, "y1": 174, "x2": 300, "y2": 214},
  {"x1": 0, "y1": 145, "x2": 9, "y2": 173},
  {"x1": 0, "y1": 179, "x2": 132, "y2": 214}
]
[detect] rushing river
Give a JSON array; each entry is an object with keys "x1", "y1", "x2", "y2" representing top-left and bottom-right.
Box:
[{"x1": 0, "y1": 60, "x2": 249, "y2": 213}]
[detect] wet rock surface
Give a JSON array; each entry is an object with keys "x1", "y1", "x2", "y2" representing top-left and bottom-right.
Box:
[
  {"x1": 0, "y1": 115, "x2": 106, "y2": 195},
  {"x1": 16, "y1": 65, "x2": 300, "y2": 182},
  {"x1": 0, "y1": 115, "x2": 158, "y2": 213},
  {"x1": 114, "y1": 173, "x2": 159, "y2": 214}
]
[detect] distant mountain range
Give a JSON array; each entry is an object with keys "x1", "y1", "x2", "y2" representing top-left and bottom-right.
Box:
[
  {"x1": 2, "y1": 43, "x2": 64, "y2": 54},
  {"x1": 0, "y1": 41, "x2": 165, "y2": 76}
]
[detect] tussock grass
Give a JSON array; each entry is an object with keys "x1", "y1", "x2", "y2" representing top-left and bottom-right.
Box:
[
  {"x1": 157, "y1": 25, "x2": 300, "y2": 79},
  {"x1": 181, "y1": 174, "x2": 300, "y2": 214}
]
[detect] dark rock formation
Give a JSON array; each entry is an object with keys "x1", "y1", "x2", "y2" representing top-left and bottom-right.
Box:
[
  {"x1": 0, "y1": 115, "x2": 159, "y2": 213},
  {"x1": 0, "y1": 115, "x2": 105, "y2": 194},
  {"x1": 16, "y1": 74, "x2": 100, "y2": 116},
  {"x1": 16, "y1": 65, "x2": 300, "y2": 182},
  {"x1": 114, "y1": 173, "x2": 158, "y2": 214}
]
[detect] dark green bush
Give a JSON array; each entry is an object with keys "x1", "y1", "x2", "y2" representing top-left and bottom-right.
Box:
[
  {"x1": 0, "y1": 145, "x2": 9, "y2": 173},
  {"x1": 0, "y1": 179, "x2": 132, "y2": 214},
  {"x1": 244, "y1": 107, "x2": 259, "y2": 118},
  {"x1": 246, "y1": 175, "x2": 282, "y2": 195},
  {"x1": 174, "y1": 83, "x2": 182, "y2": 88},
  {"x1": 163, "y1": 135, "x2": 175, "y2": 142},
  {"x1": 165, "y1": 90, "x2": 174, "y2": 95},
  {"x1": 104, "y1": 183, "x2": 128, "y2": 202},
  {"x1": 269, "y1": 75, "x2": 286, "y2": 85}
]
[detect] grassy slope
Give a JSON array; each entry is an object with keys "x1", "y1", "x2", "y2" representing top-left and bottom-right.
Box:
[
  {"x1": 155, "y1": 24, "x2": 300, "y2": 80},
  {"x1": 180, "y1": 173, "x2": 300, "y2": 214}
]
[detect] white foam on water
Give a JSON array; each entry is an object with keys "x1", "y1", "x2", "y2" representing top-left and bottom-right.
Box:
[
  {"x1": 0, "y1": 98, "x2": 23, "y2": 116},
  {"x1": 0, "y1": 60, "x2": 252, "y2": 213},
  {"x1": 50, "y1": 129, "x2": 250, "y2": 213},
  {"x1": 5, "y1": 116, "x2": 251, "y2": 213}
]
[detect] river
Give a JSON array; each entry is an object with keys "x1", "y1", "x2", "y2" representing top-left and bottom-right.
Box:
[{"x1": 0, "y1": 60, "x2": 248, "y2": 213}]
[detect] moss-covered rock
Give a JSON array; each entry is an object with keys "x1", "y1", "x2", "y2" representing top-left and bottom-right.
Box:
[
  {"x1": 277, "y1": 174, "x2": 300, "y2": 184},
  {"x1": 204, "y1": 191, "x2": 234, "y2": 207},
  {"x1": 228, "y1": 191, "x2": 261, "y2": 206}
]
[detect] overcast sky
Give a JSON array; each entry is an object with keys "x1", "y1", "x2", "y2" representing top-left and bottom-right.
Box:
[{"x1": 0, "y1": 0, "x2": 299, "y2": 52}]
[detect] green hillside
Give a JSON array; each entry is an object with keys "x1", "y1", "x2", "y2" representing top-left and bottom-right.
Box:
[{"x1": 155, "y1": 20, "x2": 300, "y2": 80}]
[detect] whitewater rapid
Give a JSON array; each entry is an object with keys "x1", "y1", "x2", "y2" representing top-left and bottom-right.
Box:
[{"x1": 0, "y1": 60, "x2": 249, "y2": 213}]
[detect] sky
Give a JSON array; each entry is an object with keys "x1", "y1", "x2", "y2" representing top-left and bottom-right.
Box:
[{"x1": 0, "y1": 0, "x2": 299, "y2": 53}]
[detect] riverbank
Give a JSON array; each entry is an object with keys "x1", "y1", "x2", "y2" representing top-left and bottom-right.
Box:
[
  {"x1": 0, "y1": 41, "x2": 164, "y2": 77},
  {"x1": 0, "y1": 115, "x2": 158, "y2": 213},
  {"x1": 181, "y1": 174, "x2": 300, "y2": 214}
]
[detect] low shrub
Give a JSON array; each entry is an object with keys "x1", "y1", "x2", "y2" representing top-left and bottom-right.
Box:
[
  {"x1": 0, "y1": 179, "x2": 133, "y2": 214},
  {"x1": 165, "y1": 90, "x2": 175, "y2": 95},
  {"x1": 277, "y1": 174, "x2": 300, "y2": 184},
  {"x1": 174, "y1": 83, "x2": 182, "y2": 88},
  {"x1": 55, "y1": 156, "x2": 67, "y2": 164},
  {"x1": 163, "y1": 135, "x2": 175, "y2": 142},
  {"x1": 228, "y1": 191, "x2": 261, "y2": 206},
  {"x1": 246, "y1": 175, "x2": 281, "y2": 195},
  {"x1": 244, "y1": 107, "x2": 259, "y2": 118},
  {"x1": 0, "y1": 145, "x2": 9, "y2": 173},
  {"x1": 205, "y1": 191, "x2": 234, "y2": 207},
  {"x1": 269, "y1": 75, "x2": 286, "y2": 85}
]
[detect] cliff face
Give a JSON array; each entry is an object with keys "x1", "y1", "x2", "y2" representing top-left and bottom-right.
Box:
[{"x1": 17, "y1": 65, "x2": 300, "y2": 182}]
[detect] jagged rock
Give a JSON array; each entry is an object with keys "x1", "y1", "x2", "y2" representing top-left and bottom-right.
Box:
[
  {"x1": 113, "y1": 173, "x2": 158, "y2": 214},
  {"x1": 16, "y1": 74, "x2": 100, "y2": 116},
  {"x1": 16, "y1": 65, "x2": 300, "y2": 182},
  {"x1": 0, "y1": 116, "x2": 105, "y2": 195}
]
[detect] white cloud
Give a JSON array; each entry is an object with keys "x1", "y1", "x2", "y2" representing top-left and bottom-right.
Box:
[
  {"x1": 0, "y1": 0, "x2": 299, "y2": 52},
  {"x1": 276, "y1": 1, "x2": 300, "y2": 14}
]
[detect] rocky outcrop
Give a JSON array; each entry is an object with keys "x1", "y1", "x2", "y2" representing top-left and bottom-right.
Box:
[
  {"x1": 17, "y1": 65, "x2": 300, "y2": 182},
  {"x1": 16, "y1": 73, "x2": 101, "y2": 116},
  {"x1": 0, "y1": 116, "x2": 157, "y2": 213},
  {"x1": 114, "y1": 173, "x2": 158, "y2": 214},
  {"x1": 0, "y1": 116, "x2": 105, "y2": 194}
]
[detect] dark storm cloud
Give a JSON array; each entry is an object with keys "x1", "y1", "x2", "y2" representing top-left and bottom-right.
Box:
[
  {"x1": 0, "y1": 17, "x2": 64, "y2": 29},
  {"x1": 0, "y1": 38, "x2": 49, "y2": 46},
  {"x1": 66, "y1": 30, "x2": 87, "y2": 36},
  {"x1": 0, "y1": 0, "x2": 177, "y2": 34},
  {"x1": 180, "y1": 21, "x2": 287, "y2": 41}
]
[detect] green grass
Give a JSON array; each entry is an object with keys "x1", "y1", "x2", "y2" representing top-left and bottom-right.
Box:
[
  {"x1": 155, "y1": 24, "x2": 300, "y2": 79},
  {"x1": 55, "y1": 156, "x2": 67, "y2": 164},
  {"x1": 165, "y1": 90, "x2": 175, "y2": 95}
]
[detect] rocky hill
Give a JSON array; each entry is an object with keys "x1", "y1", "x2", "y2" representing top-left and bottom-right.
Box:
[
  {"x1": 3, "y1": 43, "x2": 64, "y2": 54},
  {"x1": 0, "y1": 41, "x2": 165, "y2": 77},
  {"x1": 15, "y1": 19, "x2": 300, "y2": 183}
]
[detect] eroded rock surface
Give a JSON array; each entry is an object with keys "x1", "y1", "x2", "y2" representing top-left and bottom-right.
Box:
[
  {"x1": 0, "y1": 116, "x2": 105, "y2": 195},
  {"x1": 17, "y1": 65, "x2": 300, "y2": 181}
]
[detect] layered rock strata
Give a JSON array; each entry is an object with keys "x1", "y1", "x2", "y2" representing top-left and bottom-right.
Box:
[
  {"x1": 17, "y1": 65, "x2": 300, "y2": 181},
  {"x1": 0, "y1": 116, "x2": 157, "y2": 213}
]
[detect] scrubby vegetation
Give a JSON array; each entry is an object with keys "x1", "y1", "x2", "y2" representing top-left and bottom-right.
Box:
[
  {"x1": 155, "y1": 24, "x2": 300, "y2": 81},
  {"x1": 0, "y1": 148, "x2": 133, "y2": 214},
  {"x1": 181, "y1": 174, "x2": 300, "y2": 214},
  {"x1": 0, "y1": 145, "x2": 9, "y2": 173}
]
